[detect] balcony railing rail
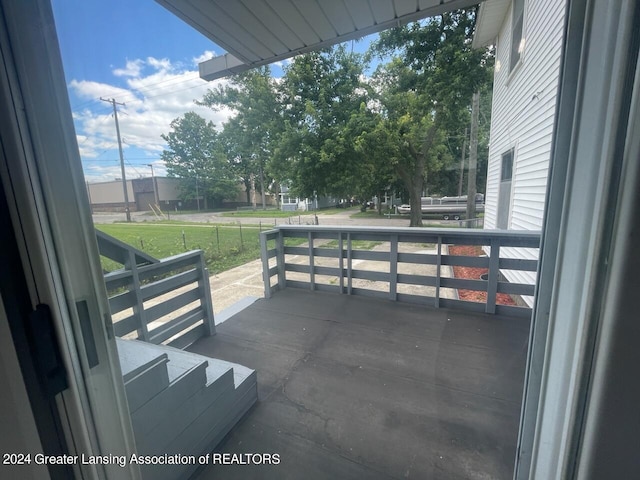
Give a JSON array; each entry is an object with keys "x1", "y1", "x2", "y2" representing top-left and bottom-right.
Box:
[
  {"x1": 260, "y1": 225, "x2": 541, "y2": 318},
  {"x1": 97, "y1": 230, "x2": 215, "y2": 348}
]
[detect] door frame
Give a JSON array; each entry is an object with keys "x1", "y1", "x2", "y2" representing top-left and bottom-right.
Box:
[{"x1": 0, "y1": 1, "x2": 139, "y2": 478}]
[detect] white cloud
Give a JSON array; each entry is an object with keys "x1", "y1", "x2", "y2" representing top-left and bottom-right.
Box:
[
  {"x1": 113, "y1": 59, "x2": 144, "y2": 77},
  {"x1": 70, "y1": 79, "x2": 132, "y2": 101},
  {"x1": 69, "y1": 53, "x2": 236, "y2": 181},
  {"x1": 146, "y1": 57, "x2": 171, "y2": 72},
  {"x1": 192, "y1": 50, "x2": 216, "y2": 65}
]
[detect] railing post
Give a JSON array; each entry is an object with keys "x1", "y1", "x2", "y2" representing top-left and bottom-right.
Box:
[
  {"x1": 308, "y1": 231, "x2": 315, "y2": 291},
  {"x1": 435, "y1": 236, "x2": 442, "y2": 308},
  {"x1": 389, "y1": 235, "x2": 398, "y2": 301},
  {"x1": 486, "y1": 238, "x2": 500, "y2": 314},
  {"x1": 260, "y1": 231, "x2": 272, "y2": 299},
  {"x1": 338, "y1": 231, "x2": 344, "y2": 294},
  {"x1": 127, "y1": 250, "x2": 150, "y2": 342},
  {"x1": 199, "y1": 252, "x2": 216, "y2": 336},
  {"x1": 276, "y1": 229, "x2": 286, "y2": 290},
  {"x1": 347, "y1": 233, "x2": 353, "y2": 295}
]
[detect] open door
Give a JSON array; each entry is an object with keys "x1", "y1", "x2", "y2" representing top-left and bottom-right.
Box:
[{"x1": 0, "y1": 1, "x2": 139, "y2": 478}]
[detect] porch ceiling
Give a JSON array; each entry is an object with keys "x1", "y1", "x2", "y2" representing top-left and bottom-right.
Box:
[
  {"x1": 156, "y1": 0, "x2": 483, "y2": 80},
  {"x1": 188, "y1": 288, "x2": 529, "y2": 479}
]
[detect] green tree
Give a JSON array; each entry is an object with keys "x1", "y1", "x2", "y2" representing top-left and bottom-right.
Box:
[
  {"x1": 199, "y1": 67, "x2": 281, "y2": 208},
  {"x1": 276, "y1": 46, "x2": 370, "y2": 200},
  {"x1": 370, "y1": 9, "x2": 494, "y2": 226},
  {"x1": 347, "y1": 104, "x2": 398, "y2": 213},
  {"x1": 161, "y1": 112, "x2": 236, "y2": 208}
]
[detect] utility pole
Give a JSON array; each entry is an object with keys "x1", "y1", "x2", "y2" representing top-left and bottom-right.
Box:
[
  {"x1": 251, "y1": 173, "x2": 256, "y2": 210},
  {"x1": 195, "y1": 175, "x2": 200, "y2": 211},
  {"x1": 101, "y1": 97, "x2": 131, "y2": 222},
  {"x1": 259, "y1": 163, "x2": 266, "y2": 210},
  {"x1": 147, "y1": 164, "x2": 159, "y2": 206},
  {"x1": 458, "y1": 127, "x2": 468, "y2": 198},
  {"x1": 466, "y1": 92, "x2": 480, "y2": 225}
]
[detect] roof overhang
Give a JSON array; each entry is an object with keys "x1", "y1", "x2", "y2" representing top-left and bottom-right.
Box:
[
  {"x1": 472, "y1": 0, "x2": 510, "y2": 48},
  {"x1": 156, "y1": 0, "x2": 483, "y2": 81}
]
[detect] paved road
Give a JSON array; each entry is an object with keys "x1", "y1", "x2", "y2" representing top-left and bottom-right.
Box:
[{"x1": 91, "y1": 208, "x2": 465, "y2": 228}]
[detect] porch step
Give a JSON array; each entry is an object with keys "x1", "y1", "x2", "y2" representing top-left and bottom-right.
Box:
[
  {"x1": 141, "y1": 371, "x2": 257, "y2": 480},
  {"x1": 119, "y1": 340, "x2": 232, "y2": 439},
  {"x1": 117, "y1": 339, "x2": 169, "y2": 413},
  {"x1": 116, "y1": 339, "x2": 257, "y2": 480},
  {"x1": 134, "y1": 359, "x2": 256, "y2": 455}
]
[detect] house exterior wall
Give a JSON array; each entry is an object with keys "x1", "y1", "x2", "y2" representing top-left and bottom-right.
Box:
[{"x1": 483, "y1": 0, "x2": 566, "y2": 305}]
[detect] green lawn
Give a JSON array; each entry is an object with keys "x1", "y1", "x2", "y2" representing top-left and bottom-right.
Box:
[{"x1": 97, "y1": 223, "x2": 267, "y2": 275}]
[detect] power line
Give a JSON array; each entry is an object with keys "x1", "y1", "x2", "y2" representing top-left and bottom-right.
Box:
[
  {"x1": 82, "y1": 155, "x2": 161, "y2": 164},
  {"x1": 69, "y1": 70, "x2": 203, "y2": 109},
  {"x1": 73, "y1": 71, "x2": 206, "y2": 110},
  {"x1": 124, "y1": 80, "x2": 210, "y2": 105},
  {"x1": 125, "y1": 158, "x2": 143, "y2": 178}
]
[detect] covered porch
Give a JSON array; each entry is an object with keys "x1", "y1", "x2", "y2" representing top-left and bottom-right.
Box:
[
  {"x1": 189, "y1": 287, "x2": 530, "y2": 479},
  {"x1": 98, "y1": 224, "x2": 537, "y2": 479}
]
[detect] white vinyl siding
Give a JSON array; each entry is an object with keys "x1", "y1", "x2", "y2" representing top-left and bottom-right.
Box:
[{"x1": 483, "y1": 0, "x2": 567, "y2": 305}]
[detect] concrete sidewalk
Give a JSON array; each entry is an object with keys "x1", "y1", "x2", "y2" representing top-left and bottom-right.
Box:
[{"x1": 210, "y1": 258, "x2": 265, "y2": 315}]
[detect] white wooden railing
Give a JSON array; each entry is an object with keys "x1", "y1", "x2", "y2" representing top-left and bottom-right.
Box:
[
  {"x1": 97, "y1": 230, "x2": 215, "y2": 348},
  {"x1": 260, "y1": 225, "x2": 540, "y2": 318}
]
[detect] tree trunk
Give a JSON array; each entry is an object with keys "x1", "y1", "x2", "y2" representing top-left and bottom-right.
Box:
[
  {"x1": 408, "y1": 179, "x2": 424, "y2": 227},
  {"x1": 244, "y1": 179, "x2": 251, "y2": 204},
  {"x1": 398, "y1": 126, "x2": 436, "y2": 228}
]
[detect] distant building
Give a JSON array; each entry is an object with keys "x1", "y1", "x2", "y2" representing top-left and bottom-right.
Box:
[
  {"x1": 86, "y1": 177, "x2": 182, "y2": 212},
  {"x1": 474, "y1": 0, "x2": 567, "y2": 305},
  {"x1": 86, "y1": 176, "x2": 275, "y2": 212},
  {"x1": 278, "y1": 185, "x2": 337, "y2": 211}
]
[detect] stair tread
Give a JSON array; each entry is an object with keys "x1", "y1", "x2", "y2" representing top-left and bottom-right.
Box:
[
  {"x1": 117, "y1": 338, "x2": 213, "y2": 383},
  {"x1": 206, "y1": 358, "x2": 254, "y2": 389},
  {"x1": 116, "y1": 338, "x2": 168, "y2": 383}
]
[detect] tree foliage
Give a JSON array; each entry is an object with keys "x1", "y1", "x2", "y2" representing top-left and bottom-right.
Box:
[
  {"x1": 161, "y1": 112, "x2": 236, "y2": 208},
  {"x1": 274, "y1": 46, "x2": 370, "y2": 199},
  {"x1": 368, "y1": 9, "x2": 494, "y2": 226},
  {"x1": 198, "y1": 67, "x2": 282, "y2": 207},
  {"x1": 161, "y1": 9, "x2": 493, "y2": 223}
]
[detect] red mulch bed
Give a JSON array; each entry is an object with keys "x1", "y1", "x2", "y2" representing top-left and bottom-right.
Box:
[{"x1": 449, "y1": 245, "x2": 516, "y2": 305}]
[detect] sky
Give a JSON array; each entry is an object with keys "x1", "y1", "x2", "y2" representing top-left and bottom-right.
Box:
[{"x1": 50, "y1": 0, "x2": 376, "y2": 183}]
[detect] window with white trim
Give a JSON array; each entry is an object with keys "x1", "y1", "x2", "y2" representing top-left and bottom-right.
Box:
[
  {"x1": 497, "y1": 148, "x2": 514, "y2": 229},
  {"x1": 510, "y1": 0, "x2": 525, "y2": 72}
]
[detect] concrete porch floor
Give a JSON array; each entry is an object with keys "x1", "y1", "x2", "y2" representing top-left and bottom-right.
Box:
[{"x1": 187, "y1": 289, "x2": 530, "y2": 479}]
